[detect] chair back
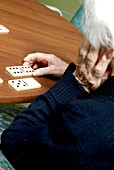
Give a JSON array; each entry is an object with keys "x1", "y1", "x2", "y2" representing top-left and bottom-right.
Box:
[
  {"x1": 45, "y1": 5, "x2": 63, "y2": 16},
  {"x1": 70, "y1": 5, "x2": 84, "y2": 34}
]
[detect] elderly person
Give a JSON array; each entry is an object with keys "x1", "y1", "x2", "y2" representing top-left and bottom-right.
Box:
[{"x1": 1, "y1": 0, "x2": 114, "y2": 169}]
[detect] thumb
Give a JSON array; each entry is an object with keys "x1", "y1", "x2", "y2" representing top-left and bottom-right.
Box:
[{"x1": 33, "y1": 67, "x2": 51, "y2": 76}]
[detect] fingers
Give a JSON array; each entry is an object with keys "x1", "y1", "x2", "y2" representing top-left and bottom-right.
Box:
[
  {"x1": 24, "y1": 52, "x2": 46, "y2": 62},
  {"x1": 92, "y1": 49, "x2": 114, "y2": 78},
  {"x1": 33, "y1": 65, "x2": 65, "y2": 77},
  {"x1": 33, "y1": 67, "x2": 52, "y2": 76},
  {"x1": 76, "y1": 38, "x2": 90, "y2": 66},
  {"x1": 101, "y1": 69, "x2": 111, "y2": 84},
  {"x1": 23, "y1": 52, "x2": 49, "y2": 66},
  {"x1": 23, "y1": 52, "x2": 68, "y2": 77},
  {"x1": 89, "y1": 50, "x2": 113, "y2": 89},
  {"x1": 23, "y1": 53, "x2": 37, "y2": 66},
  {"x1": 76, "y1": 45, "x2": 114, "y2": 92},
  {"x1": 23, "y1": 53, "x2": 51, "y2": 76},
  {"x1": 85, "y1": 46, "x2": 100, "y2": 71}
]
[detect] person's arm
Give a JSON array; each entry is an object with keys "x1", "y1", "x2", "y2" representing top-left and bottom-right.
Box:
[
  {"x1": 23, "y1": 39, "x2": 114, "y2": 92},
  {"x1": 0, "y1": 63, "x2": 85, "y2": 169}
]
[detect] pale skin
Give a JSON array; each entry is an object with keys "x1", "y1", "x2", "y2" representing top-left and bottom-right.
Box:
[
  {"x1": 76, "y1": 38, "x2": 114, "y2": 91},
  {"x1": 23, "y1": 38, "x2": 114, "y2": 92},
  {"x1": 0, "y1": 167, "x2": 4, "y2": 170},
  {"x1": 23, "y1": 53, "x2": 68, "y2": 77}
]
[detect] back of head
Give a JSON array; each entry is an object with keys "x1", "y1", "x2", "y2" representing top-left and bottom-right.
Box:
[{"x1": 82, "y1": 0, "x2": 114, "y2": 49}]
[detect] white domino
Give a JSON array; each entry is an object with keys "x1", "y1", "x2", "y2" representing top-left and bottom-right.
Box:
[
  {"x1": 0, "y1": 25, "x2": 10, "y2": 33},
  {"x1": 6, "y1": 66, "x2": 34, "y2": 77},
  {"x1": 8, "y1": 78, "x2": 41, "y2": 91},
  {"x1": 0, "y1": 78, "x2": 3, "y2": 83}
]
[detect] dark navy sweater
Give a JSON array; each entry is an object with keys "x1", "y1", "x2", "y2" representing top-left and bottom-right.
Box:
[{"x1": 1, "y1": 63, "x2": 114, "y2": 170}]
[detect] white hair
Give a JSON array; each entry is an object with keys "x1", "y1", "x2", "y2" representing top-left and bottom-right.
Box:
[{"x1": 82, "y1": 0, "x2": 114, "y2": 49}]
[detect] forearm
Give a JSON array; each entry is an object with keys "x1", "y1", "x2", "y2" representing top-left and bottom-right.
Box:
[
  {"x1": 0, "y1": 91, "x2": 59, "y2": 169},
  {"x1": 1, "y1": 91, "x2": 58, "y2": 143}
]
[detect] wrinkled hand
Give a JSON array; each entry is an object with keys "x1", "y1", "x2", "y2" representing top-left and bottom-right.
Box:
[
  {"x1": 75, "y1": 38, "x2": 114, "y2": 92},
  {"x1": 23, "y1": 52, "x2": 68, "y2": 77}
]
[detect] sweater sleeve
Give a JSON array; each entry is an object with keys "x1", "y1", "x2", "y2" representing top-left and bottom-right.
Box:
[{"x1": 0, "y1": 63, "x2": 86, "y2": 169}]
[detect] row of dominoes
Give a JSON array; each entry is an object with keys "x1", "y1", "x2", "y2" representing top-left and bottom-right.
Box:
[
  {"x1": 0, "y1": 65, "x2": 41, "y2": 91},
  {"x1": 0, "y1": 25, "x2": 41, "y2": 91}
]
